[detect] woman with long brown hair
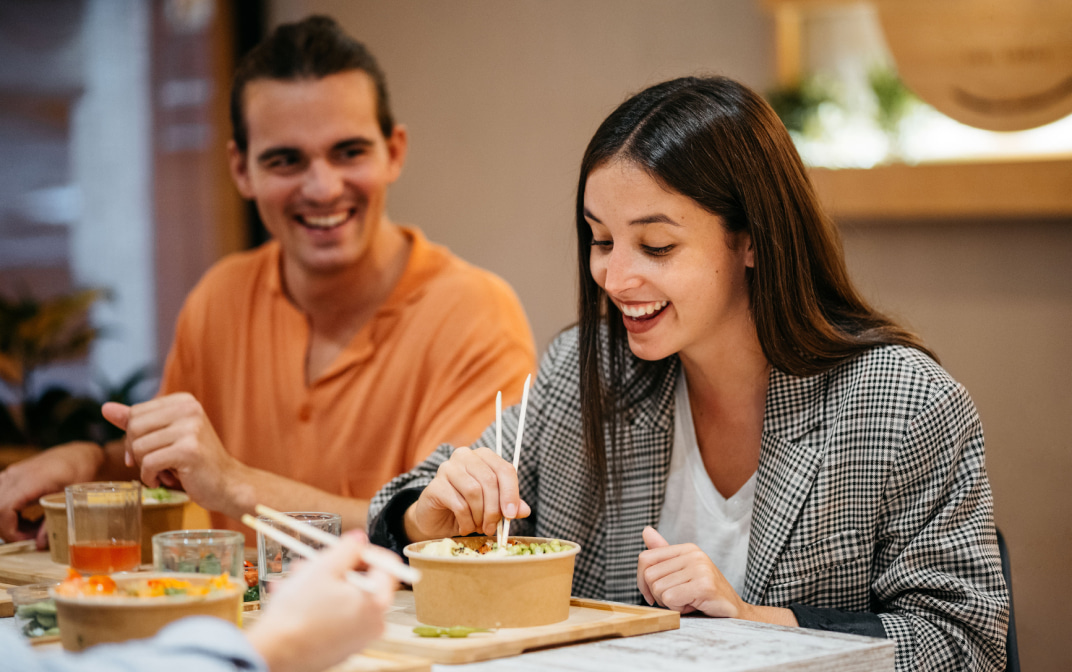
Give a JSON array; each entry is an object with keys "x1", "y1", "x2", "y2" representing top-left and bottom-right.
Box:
[{"x1": 369, "y1": 76, "x2": 1008, "y2": 672}]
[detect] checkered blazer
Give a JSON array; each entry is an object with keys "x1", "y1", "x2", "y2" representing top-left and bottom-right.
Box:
[{"x1": 370, "y1": 328, "x2": 1008, "y2": 671}]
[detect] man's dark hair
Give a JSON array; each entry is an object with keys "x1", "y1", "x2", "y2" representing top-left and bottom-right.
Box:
[{"x1": 230, "y1": 15, "x2": 394, "y2": 153}]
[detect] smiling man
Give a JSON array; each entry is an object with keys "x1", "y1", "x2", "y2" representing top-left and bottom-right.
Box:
[{"x1": 0, "y1": 16, "x2": 534, "y2": 543}]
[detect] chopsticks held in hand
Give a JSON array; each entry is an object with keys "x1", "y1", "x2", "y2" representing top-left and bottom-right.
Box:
[
  {"x1": 501, "y1": 373, "x2": 532, "y2": 544},
  {"x1": 495, "y1": 390, "x2": 505, "y2": 548},
  {"x1": 241, "y1": 504, "x2": 421, "y2": 595}
]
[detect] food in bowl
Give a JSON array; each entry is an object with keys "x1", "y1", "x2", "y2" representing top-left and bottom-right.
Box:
[
  {"x1": 11, "y1": 583, "x2": 60, "y2": 640},
  {"x1": 40, "y1": 487, "x2": 189, "y2": 565},
  {"x1": 420, "y1": 537, "x2": 569, "y2": 557},
  {"x1": 55, "y1": 570, "x2": 233, "y2": 598},
  {"x1": 242, "y1": 560, "x2": 259, "y2": 602},
  {"x1": 403, "y1": 536, "x2": 581, "y2": 629},
  {"x1": 142, "y1": 487, "x2": 177, "y2": 503},
  {"x1": 50, "y1": 571, "x2": 243, "y2": 652}
]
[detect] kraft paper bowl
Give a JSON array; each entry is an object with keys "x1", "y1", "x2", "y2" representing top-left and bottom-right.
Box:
[
  {"x1": 50, "y1": 572, "x2": 243, "y2": 651},
  {"x1": 40, "y1": 488, "x2": 190, "y2": 565},
  {"x1": 402, "y1": 536, "x2": 581, "y2": 629}
]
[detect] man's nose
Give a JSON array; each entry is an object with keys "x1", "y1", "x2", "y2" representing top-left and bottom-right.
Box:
[{"x1": 302, "y1": 159, "x2": 344, "y2": 202}]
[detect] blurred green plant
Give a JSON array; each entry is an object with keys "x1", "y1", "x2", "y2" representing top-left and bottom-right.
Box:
[
  {"x1": 0, "y1": 288, "x2": 154, "y2": 448},
  {"x1": 766, "y1": 77, "x2": 835, "y2": 137},
  {"x1": 0, "y1": 288, "x2": 105, "y2": 401},
  {"x1": 868, "y1": 65, "x2": 918, "y2": 140}
]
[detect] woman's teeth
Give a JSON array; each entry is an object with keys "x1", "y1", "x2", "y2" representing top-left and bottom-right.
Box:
[
  {"x1": 620, "y1": 300, "x2": 668, "y2": 318},
  {"x1": 303, "y1": 212, "x2": 348, "y2": 229}
]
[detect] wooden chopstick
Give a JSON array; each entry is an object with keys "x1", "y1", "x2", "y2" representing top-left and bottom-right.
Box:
[
  {"x1": 241, "y1": 514, "x2": 378, "y2": 593},
  {"x1": 252, "y1": 505, "x2": 421, "y2": 586},
  {"x1": 502, "y1": 373, "x2": 532, "y2": 542},
  {"x1": 495, "y1": 390, "x2": 505, "y2": 548}
]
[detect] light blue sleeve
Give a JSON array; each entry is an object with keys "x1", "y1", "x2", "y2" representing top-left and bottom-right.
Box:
[{"x1": 0, "y1": 617, "x2": 268, "y2": 672}]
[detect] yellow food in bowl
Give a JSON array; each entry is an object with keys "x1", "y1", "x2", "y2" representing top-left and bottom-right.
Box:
[{"x1": 50, "y1": 571, "x2": 243, "y2": 651}]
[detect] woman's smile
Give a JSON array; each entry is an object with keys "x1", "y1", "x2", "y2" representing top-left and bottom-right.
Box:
[{"x1": 618, "y1": 300, "x2": 671, "y2": 334}]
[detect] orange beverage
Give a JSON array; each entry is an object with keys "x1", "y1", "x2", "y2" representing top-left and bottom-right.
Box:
[{"x1": 69, "y1": 541, "x2": 141, "y2": 573}]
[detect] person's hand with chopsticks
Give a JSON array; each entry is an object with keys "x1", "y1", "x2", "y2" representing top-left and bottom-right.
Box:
[
  {"x1": 245, "y1": 529, "x2": 399, "y2": 672},
  {"x1": 403, "y1": 375, "x2": 533, "y2": 542},
  {"x1": 402, "y1": 446, "x2": 533, "y2": 540}
]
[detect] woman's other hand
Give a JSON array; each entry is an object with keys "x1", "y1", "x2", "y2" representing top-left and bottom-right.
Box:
[
  {"x1": 637, "y1": 526, "x2": 744, "y2": 617},
  {"x1": 637, "y1": 527, "x2": 798, "y2": 626}
]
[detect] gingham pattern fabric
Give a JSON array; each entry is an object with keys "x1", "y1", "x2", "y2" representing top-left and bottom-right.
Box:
[{"x1": 370, "y1": 328, "x2": 1008, "y2": 672}]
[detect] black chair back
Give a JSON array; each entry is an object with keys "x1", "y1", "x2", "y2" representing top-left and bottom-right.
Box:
[{"x1": 997, "y1": 528, "x2": 1020, "y2": 672}]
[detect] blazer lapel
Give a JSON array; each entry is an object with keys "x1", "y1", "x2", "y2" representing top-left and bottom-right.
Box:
[
  {"x1": 602, "y1": 357, "x2": 678, "y2": 604},
  {"x1": 743, "y1": 367, "x2": 828, "y2": 604}
]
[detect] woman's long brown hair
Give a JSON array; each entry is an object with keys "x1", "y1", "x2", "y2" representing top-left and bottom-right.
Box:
[{"x1": 576, "y1": 76, "x2": 934, "y2": 505}]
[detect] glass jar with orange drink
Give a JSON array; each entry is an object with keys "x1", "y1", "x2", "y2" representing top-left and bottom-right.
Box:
[{"x1": 65, "y1": 482, "x2": 142, "y2": 573}]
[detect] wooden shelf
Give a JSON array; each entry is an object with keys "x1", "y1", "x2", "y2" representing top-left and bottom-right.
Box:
[{"x1": 808, "y1": 157, "x2": 1072, "y2": 222}]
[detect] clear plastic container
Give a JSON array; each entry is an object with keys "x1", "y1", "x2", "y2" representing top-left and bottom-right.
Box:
[
  {"x1": 11, "y1": 582, "x2": 60, "y2": 640},
  {"x1": 152, "y1": 529, "x2": 245, "y2": 578}
]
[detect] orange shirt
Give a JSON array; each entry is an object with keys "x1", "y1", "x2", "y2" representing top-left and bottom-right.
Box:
[{"x1": 159, "y1": 227, "x2": 535, "y2": 536}]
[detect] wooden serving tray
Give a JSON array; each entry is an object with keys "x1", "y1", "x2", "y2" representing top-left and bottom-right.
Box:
[
  {"x1": 369, "y1": 590, "x2": 680, "y2": 664},
  {"x1": 0, "y1": 550, "x2": 67, "y2": 585},
  {"x1": 0, "y1": 581, "x2": 15, "y2": 617}
]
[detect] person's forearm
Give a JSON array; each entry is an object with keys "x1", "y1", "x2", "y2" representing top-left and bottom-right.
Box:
[
  {"x1": 219, "y1": 465, "x2": 370, "y2": 531},
  {"x1": 741, "y1": 604, "x2": 799, "y2": 627}
]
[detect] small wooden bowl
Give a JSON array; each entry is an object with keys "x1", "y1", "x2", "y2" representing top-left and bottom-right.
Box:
[
  {"x1": 402, "y1": 536, "x2": 580, "y2": 629},
  {"x1": 50, "y1": 572, "x2": 243, "y2": 651},
  {"x1": 40, "y1": 489, "x2": 190, "y2": 565}
]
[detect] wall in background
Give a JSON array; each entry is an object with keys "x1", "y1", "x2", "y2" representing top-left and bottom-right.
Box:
[
  {"x1": 0, "y1": 0, "x2": 155, "y2": 399},
  {"x1": 274, "y1": 0, "x2": 774, "y2": 352}
]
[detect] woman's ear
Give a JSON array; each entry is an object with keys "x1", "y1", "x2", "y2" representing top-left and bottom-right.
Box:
[{"x1": 743, "y1": 234, "x2": 755, "y2": 269}]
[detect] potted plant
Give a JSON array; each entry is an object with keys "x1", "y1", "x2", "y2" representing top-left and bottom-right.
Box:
[{"x1": 0, "y1": 288, "x2": 149, "y2": 467}]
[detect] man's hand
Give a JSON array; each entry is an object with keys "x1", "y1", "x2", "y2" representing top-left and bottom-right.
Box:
[
  {"x1": 102, "y1": 393, "x2": 247, "y2": 514},
  {"x1": 403, "y1": 446, "x2": 531, "y2": 542},
  {"x1": 0, "y1": 442, "x2": 104, "y2": 545},
  {"x1": 637, "y1": 526, "x2": 746, "y2": 618}
]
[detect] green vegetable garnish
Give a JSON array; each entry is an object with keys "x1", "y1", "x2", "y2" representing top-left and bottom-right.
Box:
[
  {"x1": 198, "y1": 553, "x2": 223, "y2": 575},
  {"x1": 412, "y1": 625, "x2": 492, "y2": 638},
  {"x1": 17, "y1": 599, "x2": 59, "y2": 639},
  {"x1": 243, "y1": 585, "x2": 260, "y2": 602},
  {"x1": 143, "y1": 487, "x2": 172, "y2": 502}
]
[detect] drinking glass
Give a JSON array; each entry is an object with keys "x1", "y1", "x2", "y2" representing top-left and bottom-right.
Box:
[
  {"x1": 256, "y1": 512, "x2": 341, "y2": 607},
  {"x1": 153, "y1": 529, "x2": 246, "y2": 578},
  {"x1": 65, "y1": 482, "x2": 142, "y2": 573}
]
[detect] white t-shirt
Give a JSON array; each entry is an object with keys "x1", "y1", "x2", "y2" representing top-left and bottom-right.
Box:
[{"x1": 656, "y1": 369, "x2": 756, "y2": 596}]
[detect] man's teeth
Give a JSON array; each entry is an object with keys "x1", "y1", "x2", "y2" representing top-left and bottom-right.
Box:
[
  {"x1": 620, "y1": 301, "x2": 668, "y2": 318},
  {"x1": 303, "y1": 212, "x2": 348, "y2": 228}
]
